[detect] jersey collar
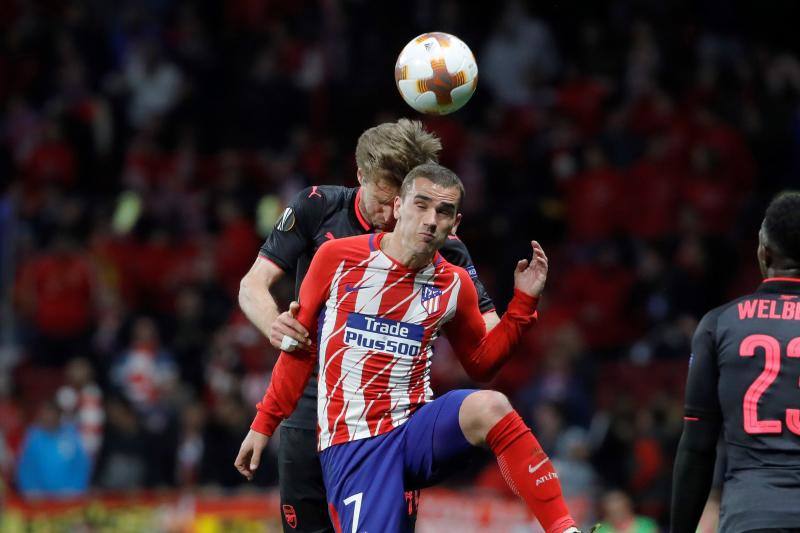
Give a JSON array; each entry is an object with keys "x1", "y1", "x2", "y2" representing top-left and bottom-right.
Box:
[
  {"x1": 758, "y1": 276, "x2": 800, "y2": 294},
  {"x1": 353, "y1": 188, "x2": 372, "y2": 232}
]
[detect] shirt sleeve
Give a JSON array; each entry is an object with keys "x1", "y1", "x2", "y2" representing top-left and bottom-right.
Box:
[
  {"x1": 251, "y1": 240, "x2": 337, "y2": 436},
  {"x1": 443, "y1": 268, "x2": 538, "y2": 382},
  {"x1": 684, "y1": 308, "x2": 723, "y2": 418},
  {"x1": 258, "y1": 186, "x2": 327, "y2": 272},
  {"x1": 439, "y1": 237, "x2": 496, "y2": 314},
  {"x1": 670, "y1": 308, "x2": 724, "y2": 533}
]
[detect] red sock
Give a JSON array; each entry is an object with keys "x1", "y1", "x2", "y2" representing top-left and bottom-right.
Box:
[{"x1": 486, "y1": 411, "x2": 576, "y2": 533}]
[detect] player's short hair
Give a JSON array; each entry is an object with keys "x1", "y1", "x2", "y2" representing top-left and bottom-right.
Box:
[
  {"x1": 763, "y1": 190, "x2": 800, "y2": 262},
  {"x1": 401, "y1": 162, "x2": 465, "y2": 210},
  {"x1": 355, "y1": 119, "x2": 442, "y2": 186}
]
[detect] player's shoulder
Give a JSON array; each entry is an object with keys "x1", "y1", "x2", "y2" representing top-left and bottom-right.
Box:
[
  {"x1": 317, "y1": 233, "x2": 372, "y2": 257},
  {"x1": 295, "y1": 185, "x2": 356, "y2": 204},
  {"x1": 698, "y1": 292, "x2": 759, "y2": 333},
  {"x1": 439, "y1": 235, "x2": 467, "y2": 253},
  {"x1": 435, "y1": 252, "x2": 472, "y2": 282},
  {"x1": 292, "y1": 185, "x2": 352, "y2": 210}
]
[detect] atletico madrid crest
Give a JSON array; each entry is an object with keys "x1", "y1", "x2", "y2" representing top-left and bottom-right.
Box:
[{"x1": 421, "y1": 285, "x2": 442, "y2": 315}]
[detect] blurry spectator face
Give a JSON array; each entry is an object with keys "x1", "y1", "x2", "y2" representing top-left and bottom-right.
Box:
[
  {"x1": 37, "y1": 402, "x2": 61, "y2": 431},
  {"x1": 65, "y1": 357, "x2": 93, "y2": 387},
  {"x1": 131, "y1": 317, "x2": 159, "y2": 349},
  {"x1": 603, "y1": 490, "x2": 635, "y2": 525},
  {"x1": 357, "y1": 171, "x2": 399, "y2": 231}
]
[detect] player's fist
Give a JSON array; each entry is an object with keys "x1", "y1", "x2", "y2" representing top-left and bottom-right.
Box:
[
  {"x1": 269, "y1": 301, "x2": 311, "y2": 351},
  {"x1": 513, "y1": 241, "x2": 548, "y2": 298},
  {"x1": 234, "y1": 429, "x2": 270, "y2": 481}
]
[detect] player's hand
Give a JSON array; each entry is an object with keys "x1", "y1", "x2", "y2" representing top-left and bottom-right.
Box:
[
  {"x1": 234, "y1": 429, "x2": 270, "y2": 481},
  {"x1": 513, "y1": 240, "x2": 548, "y2": 298},
  {"x1": 269, "y1": 301, "x2": 311, "y2": 351}
]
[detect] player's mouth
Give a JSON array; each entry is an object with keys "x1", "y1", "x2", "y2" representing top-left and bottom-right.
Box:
[{"x1": 419, "y1": 232, "x2": 435, "y2": 242}]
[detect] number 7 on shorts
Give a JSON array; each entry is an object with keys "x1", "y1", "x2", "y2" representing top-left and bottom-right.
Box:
[{"x1": 343, "y1": 492, "x2": 363, "y2": 533}]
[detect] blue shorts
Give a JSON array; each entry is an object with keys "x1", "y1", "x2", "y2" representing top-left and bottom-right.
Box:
[{"x1": 320, "y1": 389, "x2": 479, "y2": 533}]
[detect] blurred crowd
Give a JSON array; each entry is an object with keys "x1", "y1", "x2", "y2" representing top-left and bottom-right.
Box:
[{"x1": 2, "y1": 0, "x2": 799, "y2": 529}]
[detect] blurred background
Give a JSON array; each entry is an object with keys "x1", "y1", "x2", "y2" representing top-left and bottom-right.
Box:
[{"x1": 1, "y1": 0, "x2": 799, "y2": 531}]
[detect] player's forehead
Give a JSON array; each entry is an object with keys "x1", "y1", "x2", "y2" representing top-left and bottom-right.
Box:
[
  {"x1": 405, "y1": 177, "x2": 460, "y2": 205},
  {"x1": 364, "y1": 174, "x2": 400, "y2": 200}
]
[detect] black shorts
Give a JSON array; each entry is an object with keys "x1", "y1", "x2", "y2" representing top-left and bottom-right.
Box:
[
  {"x1": 745, "y1": 530, "x2": 800, "y2": 533},
  {"x1": 278, "y1": 425, "x2": 334, "y2": 533},
  {"x1": 277, "y1": 425, "x2": 419, "y2": 532}
]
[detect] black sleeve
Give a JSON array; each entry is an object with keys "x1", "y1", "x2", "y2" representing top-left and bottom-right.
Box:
[
  {"x1": 258, "y1": 187, "x2": 327, "y2": 272},
  {"x1": 439, "y1": 237, "x2": 495, "y2": 314},
  {"x1": 670, "y1": 309, "x2": 723, "y2": 533},
  {"x1": 684, "y1": 309, "x2": 723, "y2": 418}
]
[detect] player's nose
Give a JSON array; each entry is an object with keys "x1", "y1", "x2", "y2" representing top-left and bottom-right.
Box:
[{"x1": 421, "y1": 207, "x2": 436, "y2": 227}]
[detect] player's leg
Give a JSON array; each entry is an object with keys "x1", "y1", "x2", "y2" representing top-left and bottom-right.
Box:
[
  {"x1": 459, "y1": 390, "x2": 577, "y2": 533},
  {"x1": 277, "y1": 426, "x2": 335, "y2": 533},
  {"x1": 319, "y1": 430, "x2": 412, "y2": 533},
  {"x1": 402, "y1": 389, "x2": 578, "y2": 533}
]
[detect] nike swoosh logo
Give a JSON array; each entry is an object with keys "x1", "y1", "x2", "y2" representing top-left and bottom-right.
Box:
[
  {"x1": 345, "y1": 284, "x2": 372, "y2": 293},
  {"x1": 528, "y1": 457, "x2": 548, "y2": 474}
]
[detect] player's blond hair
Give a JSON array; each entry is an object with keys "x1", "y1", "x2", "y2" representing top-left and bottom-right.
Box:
[{"x1": 355, "y1": 119, "x2": 442, "y2": 186}]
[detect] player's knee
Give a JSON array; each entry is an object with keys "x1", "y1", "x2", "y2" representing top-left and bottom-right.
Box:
[{"x1": 459, "y1": 390, "x2": 513, "y2": 445}]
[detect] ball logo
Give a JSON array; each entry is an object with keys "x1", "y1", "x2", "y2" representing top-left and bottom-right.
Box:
[{"x1": 275, "y1": 208, "x2": 295, "y2": 232}]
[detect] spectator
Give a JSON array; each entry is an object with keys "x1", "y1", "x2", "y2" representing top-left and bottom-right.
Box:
[
  {"x1": 93, "y1": 396, "x2": 153, "y2": 490},
  {"x1": 55, "y1": 357, "x2": 104, "y2": 459},
  {"x1": 598, "y1": 490, "x2": 659, "y2": 533},
  {"x1": 16, "y1": 401, "x2": 90, "y2": 497},
  {"x1": 110, "y1": 317, "x2": 178, "y2": 434}
]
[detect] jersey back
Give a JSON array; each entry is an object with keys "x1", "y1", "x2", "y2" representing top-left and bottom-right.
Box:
[{"x1": 688, "y1": 278, "x2": 800, "y2": 531}]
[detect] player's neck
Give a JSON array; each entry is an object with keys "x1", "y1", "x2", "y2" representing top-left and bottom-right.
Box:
[
  {"x1": 765, "y1": 267, "x2": 800, "y2": 280},
  {"x1": 380, "y1": 233, "x2": 434, "y2": 270}
]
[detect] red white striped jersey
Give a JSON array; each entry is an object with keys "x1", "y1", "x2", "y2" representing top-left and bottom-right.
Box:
[
  {"x1": 315, "y1": 233, "x2": 463, "y2": 449},
  {"x1": 252, "y1": 232, "x2": 539, "y2": 450}
]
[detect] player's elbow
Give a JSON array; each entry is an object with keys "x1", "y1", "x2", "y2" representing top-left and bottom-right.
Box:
[{"x1": 238, "y1": 271, "x2": 258, "y2": 310}]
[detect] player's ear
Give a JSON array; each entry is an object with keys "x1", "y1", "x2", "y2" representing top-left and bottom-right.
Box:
[
  {"x1": 393, "y1": 196, "x2": 402, "y2": 219},
  {"x1": 450, "y1": 213, "x2": 463, "y2": 236},
  {"x1": 357, "y1": 168, "x2": 365, "y2": 186}
]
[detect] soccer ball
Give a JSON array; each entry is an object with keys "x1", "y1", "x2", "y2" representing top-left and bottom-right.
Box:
[{"x1": 394, "y1": 32, "x2": 478, "y2": 115}]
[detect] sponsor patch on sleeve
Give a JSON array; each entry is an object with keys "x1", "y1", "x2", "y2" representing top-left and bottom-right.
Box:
[{"x1": 466, "y1": 264, "x2": 478, "y2": 279}]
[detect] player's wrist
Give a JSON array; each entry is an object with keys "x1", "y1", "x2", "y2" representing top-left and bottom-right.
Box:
[
  {"x1": 251, "y1": 411, "x2": 278, "y2": 437},
  {"x1": 508, "y1": 289, "x2": 539, "y2": 317}
]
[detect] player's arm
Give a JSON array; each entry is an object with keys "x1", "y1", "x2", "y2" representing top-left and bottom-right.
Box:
[
  {"x1": 439, "y1": 236, "x2": 500, "y2": 330},
  {"x1": 234, "y1": 241, "x2": 336, "y2": 480},
  {"x1": 670, "y1": 310, "x2": 723, "y2": 533},
  {"x1": 238, "y1": 187, "x2": 326, "y2": 350},
  {"x1": 443, "y1": 240, "x2": 546, "y2": 382}
]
